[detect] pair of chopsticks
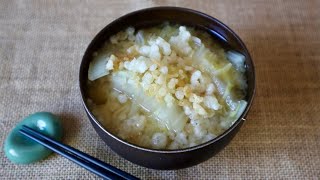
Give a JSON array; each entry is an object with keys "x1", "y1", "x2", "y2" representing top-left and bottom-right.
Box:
[{"x1": 19, "y1": 125, "x2": 139, "y2": 180}]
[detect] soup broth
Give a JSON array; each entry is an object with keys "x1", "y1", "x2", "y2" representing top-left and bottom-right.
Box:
[{"x1": 87, "y1": 24, "x2": 247, "y2": 149}]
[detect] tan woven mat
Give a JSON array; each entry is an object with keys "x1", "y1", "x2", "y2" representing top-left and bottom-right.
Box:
[{"x1": 0, "y1": 0, "x2": 319, "y2": 179}]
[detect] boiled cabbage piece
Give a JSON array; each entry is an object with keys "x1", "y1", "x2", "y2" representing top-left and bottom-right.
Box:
[
  {"x1": 192, "y1": 45, "x2": 247, "y2": 112},
  {"x1": 226, "y1": 51, "x2": 246, "y2": 73},
  {"x1": 88, "y1": 54, "x2": 107, "y2": 81},
  {"x1": 229, "y1": 100, "x2": 247, "y2": 121},
  {"x1": 111, "y1": 71, "x2": 188, "y2": 132},
  {"x1": 88, "y1": 53, "x2": 112, "y2": 81}
]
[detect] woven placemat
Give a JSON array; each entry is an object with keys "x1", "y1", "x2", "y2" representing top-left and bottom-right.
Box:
[{"x1": 0, "y1": 0, "x2": 319, "y2": 179}]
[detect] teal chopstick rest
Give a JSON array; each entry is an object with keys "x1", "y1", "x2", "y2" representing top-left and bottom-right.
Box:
[{"x1": 4, "y1": 112, "x2": 63, "y2": 164}]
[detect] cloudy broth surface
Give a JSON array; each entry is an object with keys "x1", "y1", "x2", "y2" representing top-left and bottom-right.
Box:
[{"x1": 87, "y1": 24, "x2": 247, "y2": 150}]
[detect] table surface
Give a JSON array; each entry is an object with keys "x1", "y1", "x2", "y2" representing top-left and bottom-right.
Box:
[{"x1": 0, "y1": 0, "x2": 319, "y2": 179}]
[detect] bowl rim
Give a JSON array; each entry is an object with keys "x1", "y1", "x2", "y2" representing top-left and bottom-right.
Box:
[{"x1": 80, "y1": 6, "x2": 256, "y2": 154}]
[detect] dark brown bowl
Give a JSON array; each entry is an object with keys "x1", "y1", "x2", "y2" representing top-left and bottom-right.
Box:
[{"x1": 79, "y1": 7, "x2": 255, "y2": 170}]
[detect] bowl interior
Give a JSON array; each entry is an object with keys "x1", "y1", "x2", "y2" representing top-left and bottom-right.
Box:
[{"x1": 79, "y1": 7, "x2": 255, "y2": 152}]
